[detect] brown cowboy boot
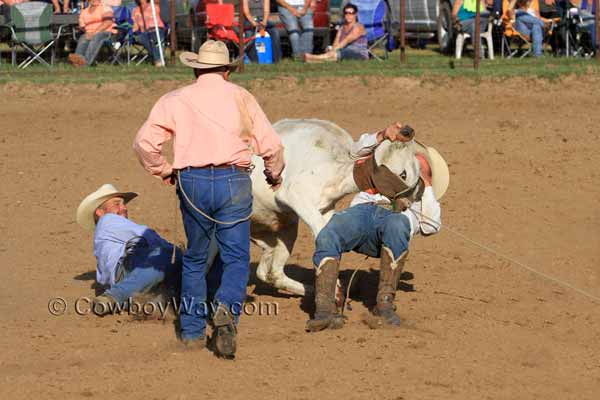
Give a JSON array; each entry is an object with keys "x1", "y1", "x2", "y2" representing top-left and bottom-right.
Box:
[
  {"x1": 212, "y1": 304, "x2": 237, "y2": 359},
  {"x1": 373, "y1": 247, "x2": 408, "y2": 326},
  {"x1": 306, "y1": 258, "x2": 345, "y2": 332}
]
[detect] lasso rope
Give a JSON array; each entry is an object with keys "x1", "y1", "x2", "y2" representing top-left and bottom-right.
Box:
[{"x1": 409, "y1": 209, "x2": 600, "y2": 304}]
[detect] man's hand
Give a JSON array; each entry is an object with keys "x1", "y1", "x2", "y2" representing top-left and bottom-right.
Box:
[
  {"x1": 161, "y1": 166, "x2": 175, "y2": 186},
  {"x1": 290, "y1": 7, "x2": 300, "y2": 17},
  {"x1": 380, "y1": 122, "x2": 415, "y2": 143},
  {"x1": 298, "y1": 7, "x2": 307, "y2": 16},
  {"x1": 265, "y1": 172, "x2": 282, "y2": 191}
]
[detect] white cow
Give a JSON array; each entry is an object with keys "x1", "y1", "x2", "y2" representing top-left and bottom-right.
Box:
[{"x1": 247, "y1": 119, "x2": 416, "y2": 296}]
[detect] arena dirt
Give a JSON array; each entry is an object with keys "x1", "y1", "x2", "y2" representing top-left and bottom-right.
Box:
[{"x1": 1, "y1": 75, "x2": 599, "y2": 399}]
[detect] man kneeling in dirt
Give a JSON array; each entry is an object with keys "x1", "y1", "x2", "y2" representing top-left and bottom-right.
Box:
[
  {"x1": 76, "y1": 184, "x2": 187, "y2": 316},
  {"x1": 306, "y1": 124, "x2": 449, "y2": 331}
]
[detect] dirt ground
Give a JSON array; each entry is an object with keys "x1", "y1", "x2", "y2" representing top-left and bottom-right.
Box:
[{"x1": 1, "y1": 75, "x2": 599, "y2": 400}]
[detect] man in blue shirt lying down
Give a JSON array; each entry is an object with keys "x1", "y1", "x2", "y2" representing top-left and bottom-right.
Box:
[{"x1": 76, "y1": 184, "x2": 223, "y2": 327}]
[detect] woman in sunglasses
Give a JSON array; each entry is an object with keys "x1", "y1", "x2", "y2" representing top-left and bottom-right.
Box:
[{"x1": 305, "y1": 3, "x2": 368, "y2": 62}]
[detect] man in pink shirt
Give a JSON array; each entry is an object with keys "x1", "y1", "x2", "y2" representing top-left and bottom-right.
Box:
[{"x1": 133, "y1": 40, "x2": 285, "y2": 359}]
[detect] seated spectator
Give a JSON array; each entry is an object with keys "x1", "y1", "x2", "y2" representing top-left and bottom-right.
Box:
[
  {"x1": 132, "y1": 0, "x2": 165, "y2": 67},
  {"x1": 276, "y1": 0, "x2": 313, "y2": 60},
  {"x1": 304, "y1": 3, "x2": 367, "y2": 62},
  {"x1": 509, "y1": 0, "x2": 548, "y2": 57},
  {"x1": 76, "y1": 184, "x2": 185, "y2": 315},
  {"x1": 571, "y1": 0, "x2": 596, "y2": 45},
  {"x1": 452, "y1": 0, "x2": 491, "y2": 57},
  {"x1": 68, "y1": 0, "x2": 116, "y2": 66},
  {"x1": 242, "y1": 0, "x2": 282, "y2": 63}
]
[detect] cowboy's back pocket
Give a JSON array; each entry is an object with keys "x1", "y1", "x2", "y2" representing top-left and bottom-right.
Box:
[{"x1": 228, "y1": 175, "x2": 253, "y2": 206}]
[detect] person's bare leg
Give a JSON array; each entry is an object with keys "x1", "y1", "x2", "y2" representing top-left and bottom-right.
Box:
[
  {"x1": 63, "y1": 0, "x2": 71, "y2": 13},
  {"x1": 51, "y1": 0, "x2": 61, "y2": 13},
  {"x1": 304, "y1": 50, "x2": 338, "y2": 63}
]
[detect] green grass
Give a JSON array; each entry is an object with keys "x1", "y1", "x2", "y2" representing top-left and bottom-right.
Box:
[{"x1": 1, "y1": 47, "x2": 599, "y2": 85}]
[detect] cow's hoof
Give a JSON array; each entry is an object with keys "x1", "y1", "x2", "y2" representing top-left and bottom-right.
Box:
[{"x1": 273, "y1": 277, "x2": 307, "y2": 296}]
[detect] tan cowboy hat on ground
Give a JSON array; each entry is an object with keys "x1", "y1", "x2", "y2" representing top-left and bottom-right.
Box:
[
  {"x1": 76, "y1": 184, "x2": 137, "y2": 231},
  {"x1": 413, "y1": 141, "x2": 450, "y2": 200},
  {"x1": 179, "y1": 40, "x2": 238, "y2": 70}
]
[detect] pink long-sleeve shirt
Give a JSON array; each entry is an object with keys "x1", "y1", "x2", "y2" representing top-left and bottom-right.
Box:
[{"x1": 133, "y1": 74, "x2": 285, "y2": 181}]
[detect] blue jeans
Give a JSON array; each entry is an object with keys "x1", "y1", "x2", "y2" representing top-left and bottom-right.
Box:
[
  {"x1": 338, "y1": 47, "x2": 368, "y2": 60},
  {"x1": 75, "y1": 31, "x2": 112, "y2": 65},
  {"x1": 515, "y1": 11, "x2": 545, "y2": 56},
  {"x1": 177, "y1": 166, "x2": 252, "y2": 341},
  {"x1": 580, "y1": 12, "x2": 596, "y2": 46},
  {"x1": 313, "y1": 204, "x2": 412, "y2": 267},
  {"x1": 135, "y1": 29, "x2": 165, "y2": 63},
  {"x1": 106, "y1": 245, "x2": 182, "y2": 303},
  {"x1": 278, "y1": 6, "x2": 314, "y2": 58}
]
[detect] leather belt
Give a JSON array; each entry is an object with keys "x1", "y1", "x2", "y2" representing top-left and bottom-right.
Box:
[{"x1": 184, "y1": 164, "x2": 251, "y2": 173}]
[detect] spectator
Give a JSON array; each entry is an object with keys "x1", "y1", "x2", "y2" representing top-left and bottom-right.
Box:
[
  {"x1": 304, "y1": 3, "x2": 368, "y2": 62},
  {"x1": 132, "y1": 0, "x2": 166, "y2": 67},
  {"x1": 68, "y1": 0, "x2": 116, "y2": 66},
  {"x1": 242, "y1": 0, "x2": 282, "y2": 63},
  {"x1": 509, "y1": 0, "x2": 547, "y2": 57},
  {"x1": 276, "y1": 0, "x2": 313, "y2": 60},
  {"x1": 572, "y1": 0, "x2": 596, "y2": 46},
  {"x1": 452, "y1": 0, "x2": 491, "y2": 57}
]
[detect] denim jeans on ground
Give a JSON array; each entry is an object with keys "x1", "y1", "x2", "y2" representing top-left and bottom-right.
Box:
[
  {"x1": 177, "y1": 167, "x2": 252, "y2": 341},
  {"x1": 460, "y1": 14, "x2": 489, "y2": 56},
  {"x1": 278, "y1": 6, "x2": 314, "y2": 57},
  {"x1": 245, "y1": 21, "x2": 283, "y2": 63},
  {"x1": 338, "y1": 47, "x2": 368, "y2": 60},
  {"x1": 515, "y1": 11, "x2": 545, "y2": 56},
  {"x1": 75, "y1": 31, "x2": 112, "y2": 65},
  {"x1": 135, "y1": 29, "x2": 165, "y2": 63},
  {"x1": 105, "y1": 246, "x2": 183, "y2": 303},
  {"x1": 313, "y1": 204, "x2": 412, "y2": 267}
]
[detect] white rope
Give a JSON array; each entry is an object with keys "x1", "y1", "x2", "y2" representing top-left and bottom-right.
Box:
[
  {"x1": 176, "y1": 170, "x2": 252, "y2": 226},
  {"x1": 410, "y1": 209, "x2": 600, "y2": 304}
]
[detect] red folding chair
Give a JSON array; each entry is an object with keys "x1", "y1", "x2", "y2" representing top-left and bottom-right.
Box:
[{"x1": 205, "y1": 3, "x2": 254, "y2": 58}]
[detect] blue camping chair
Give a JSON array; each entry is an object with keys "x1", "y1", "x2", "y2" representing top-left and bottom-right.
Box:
[
  {"x1": 109, "y1": 5, "x2": 135, "y2": 65},
  {"x1": 352, "y1": 0, "x2": 391, "y2": 60}
]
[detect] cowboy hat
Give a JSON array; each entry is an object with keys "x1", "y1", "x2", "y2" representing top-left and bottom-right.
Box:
[
  {"x1": 76, "y1": 184, "x2": 137, "y2": 231},
  {"x1": 412, "y1": 141, "x2": 450, "y2": 200},
  {"x1": 179, "y1": 40, "x2": 238, "y2": 70}
]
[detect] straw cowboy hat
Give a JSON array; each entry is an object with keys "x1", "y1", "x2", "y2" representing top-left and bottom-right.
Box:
[
  {"x1": 179, "y1": 40, "x2": 238, "y2": 70},
  {"x1": 76, "y1": 184, "x2": 137, "y2": 231},
  {"x1": 413, "y1": 141, "x2": 450, "y2": 200}
]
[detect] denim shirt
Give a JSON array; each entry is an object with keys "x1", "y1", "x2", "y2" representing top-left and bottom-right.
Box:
[{"x1": 93, "y1": 213, "x2": 174, "y2": 286}]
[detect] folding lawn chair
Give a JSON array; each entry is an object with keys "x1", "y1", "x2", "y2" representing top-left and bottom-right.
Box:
[
  {"x1": 9, "y1": 1, "x2": 64, "y2": 68},
  {"x1": 455, "y1": 18, "x2": 495, "y2": 59},
  {"x1": 206, "y1": 3, "x2": 254, "y2": 59},
  {"x1": 501, "y1": 0, "x2": 533, "y2": 58},
  {"x1": 352, "y1": 0, "x2": 391, "y2": 60},
  {"x1": 109, "y1": 5, "x2": 135, "y2": 65},
  {"x1": 553, "y1": 0, "x2": 595, "y2": 57}
]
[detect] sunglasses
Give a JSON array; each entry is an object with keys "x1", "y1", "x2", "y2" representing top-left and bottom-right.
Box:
[{"x1": 344, "y1": 10, "x2": 356, "y2": 15}]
